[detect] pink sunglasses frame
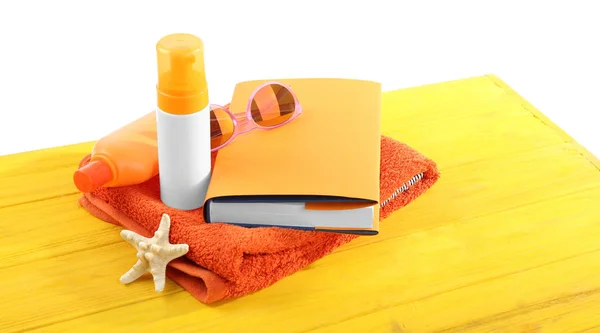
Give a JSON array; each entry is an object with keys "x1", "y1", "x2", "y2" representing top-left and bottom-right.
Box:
[{"x1": 210, "y1": 81, "x2": 303, "y2": 152}]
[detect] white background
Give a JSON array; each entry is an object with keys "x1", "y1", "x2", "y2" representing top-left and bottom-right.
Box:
[{"x1": 0, "y1": 0, "x2": 598, "y2": 157}]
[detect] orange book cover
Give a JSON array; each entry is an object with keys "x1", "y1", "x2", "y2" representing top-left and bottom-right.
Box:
[{"x1": 204, "y1": 78, "x2": 382, "y2": 234}]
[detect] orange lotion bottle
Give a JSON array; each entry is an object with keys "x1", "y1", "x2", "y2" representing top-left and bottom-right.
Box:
[{"x1": 73, "y1": 111, "x2": 159, "y2": 192}]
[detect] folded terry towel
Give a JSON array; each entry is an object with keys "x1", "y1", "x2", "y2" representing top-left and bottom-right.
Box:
[{"x1": 78, "y1": 135, "x2": 440, "y2": 303}]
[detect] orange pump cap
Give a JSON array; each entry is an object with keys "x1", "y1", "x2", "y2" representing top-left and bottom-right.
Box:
[
  {"x1": 156, "y1": 33, "x2": 209, "y2": 115},
  {"x1": 73, "y1": 160, "x2": 113, "y2": 192}
]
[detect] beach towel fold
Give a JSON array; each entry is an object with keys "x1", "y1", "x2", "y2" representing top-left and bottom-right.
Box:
[{"x1": 78, "y1": 135, "x2": 440, "y2": 303}]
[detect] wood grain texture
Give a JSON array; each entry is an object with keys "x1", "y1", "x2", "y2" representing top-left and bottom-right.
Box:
[
  {"x1": 1, "y1": 74, "x2": 599, "y2": 332},
  {"x1": 0, "y1": 142, "x2": 94, "y2": 208}
]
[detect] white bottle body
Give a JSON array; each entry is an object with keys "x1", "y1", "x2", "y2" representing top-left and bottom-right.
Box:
[{"x1": 156, "y1": 106, "x2": 212, "y2": 210}]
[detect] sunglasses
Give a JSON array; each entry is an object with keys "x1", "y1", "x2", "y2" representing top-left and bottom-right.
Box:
[{"x1": 209, "y1": 81, "x2": 302, "y2": 151}]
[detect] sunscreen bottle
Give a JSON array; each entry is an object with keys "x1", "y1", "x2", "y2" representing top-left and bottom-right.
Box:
[
  {"x1": 155, "y1": 33, "x2": 212, "y2": 210},
  {"x1": 73, "y1": 111, "x2": 158, "y2": 192}
]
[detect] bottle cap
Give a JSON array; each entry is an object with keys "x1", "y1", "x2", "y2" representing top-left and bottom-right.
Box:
[
  {"x1": 73, "y1": 160, "x2": 113, "y2": 192},
  {"x1": 156, "y1": 33, "x2": 209, "y2": 115}
]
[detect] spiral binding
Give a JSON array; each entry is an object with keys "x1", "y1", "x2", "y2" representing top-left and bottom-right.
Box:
[{"x1": 380, "y1": 172, "x2": 424, "y2": 208}]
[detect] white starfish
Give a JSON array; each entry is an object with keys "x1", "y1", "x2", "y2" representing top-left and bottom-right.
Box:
[{"x1": 119, "y1": 213, "x2": 189, "y2": 292}]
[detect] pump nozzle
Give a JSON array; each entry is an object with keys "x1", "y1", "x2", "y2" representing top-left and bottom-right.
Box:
[{"x1": 156, "y1": 33, "x2": 209, "y2": 115}]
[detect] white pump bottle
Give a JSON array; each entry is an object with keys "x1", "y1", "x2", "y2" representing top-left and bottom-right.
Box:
[{"x1": 155, "y1": 33, "x2": 212, "y2": 210}]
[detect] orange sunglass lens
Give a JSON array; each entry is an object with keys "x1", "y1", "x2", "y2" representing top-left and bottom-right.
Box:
[
  {"x1": 210, "y1": 107, "x2": 235, "y2": 149},
  {"x1": 249, "y1": 84, "x2": 295, "y2": 127}
]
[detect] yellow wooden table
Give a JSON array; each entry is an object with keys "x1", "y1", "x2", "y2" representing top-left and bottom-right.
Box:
[{"x1": 2, "y1": 75, "x2": 600, "y2": 332}]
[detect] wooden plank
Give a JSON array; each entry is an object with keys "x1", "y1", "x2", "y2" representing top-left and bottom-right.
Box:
[
  {"x1": 451, "y1": 290, "x2": 600, "y2": 332},
  {"x1": 16, "y1": 186, "x2": 600, "y2": 333},
  {"x1": 383, "y1": 109, "x2": 566, "y2": 170},
  {"x1": 486, "y1": 74, "x2": 600, "y2": 168},
  {"x1": 0, "y1": 142, "x2": 94, "y2": 208},
  {"x1": 343, "y1": 143, "x2": 600, "y2": 252},
  {"x1": 380, "y1": 75, "x2": 569, "y2": 168},
  {"x1": 0, "y1": 240, "x2": 185, "y2": 333},
  {"x1": 0, "y1": 194, "x2": 120, "y2": 269},
  {"x1": 382, "y1": 75, "x2": 521, "y2": 125},
  {"x1": 309, "y1": 249, "x2": 600, "y2": 333}
]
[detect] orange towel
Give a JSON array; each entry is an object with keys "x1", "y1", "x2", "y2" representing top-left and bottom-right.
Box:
[{"x1": 78, "y1": 135, "x2": 439, "y2": 303}]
